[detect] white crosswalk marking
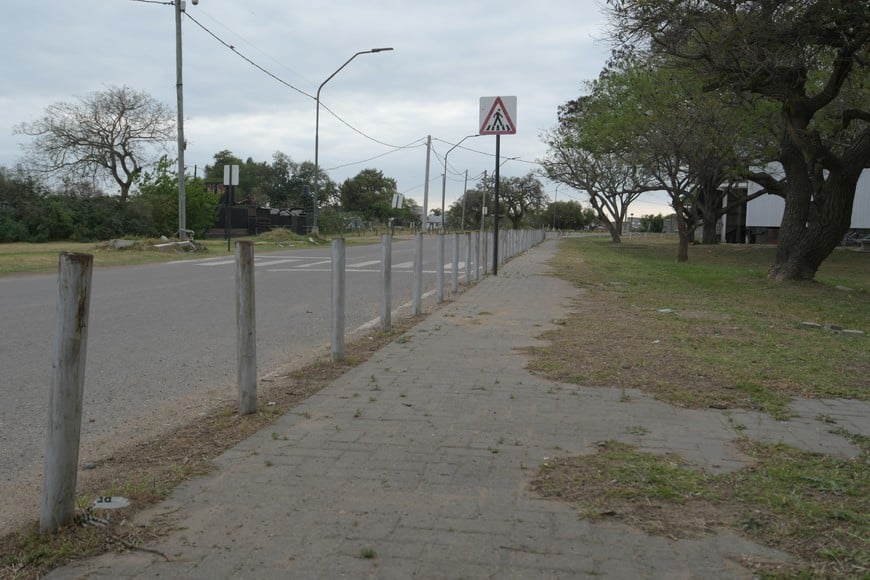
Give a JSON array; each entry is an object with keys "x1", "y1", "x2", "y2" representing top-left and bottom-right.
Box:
[
  {"x1": 187, "y1": 257, "x2": 473, "y2": 274},
  {"x1": 297, "y1": 259, "x2": 332, "y2": 268},
  {"x1": 255, "y1": 259, "x2": 299, "y2": 267},
  {"x1": 347, "y1": 260, "x2": 380, "y2": 268}
]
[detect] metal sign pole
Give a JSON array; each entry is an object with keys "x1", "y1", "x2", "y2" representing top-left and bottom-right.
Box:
[{"x1": 493, "y1": 134, "x2": 500, "y2": 276}]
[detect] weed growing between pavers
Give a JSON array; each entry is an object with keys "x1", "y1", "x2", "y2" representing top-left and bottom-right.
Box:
[{"x1": 530, "y1": 439, "x2": 869, "y2": 578}]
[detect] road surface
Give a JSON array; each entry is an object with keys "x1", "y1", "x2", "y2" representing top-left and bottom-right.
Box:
[{"x1": 0, "y1": 236, "x2": 476, "y2": 502}]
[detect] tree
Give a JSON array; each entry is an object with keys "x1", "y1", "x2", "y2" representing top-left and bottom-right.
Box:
[
  {"x1": 339, "y1": 169, "x2": 398, "y2": 224},
  {"x1": 132, "y1": 156, "x2": 217, "y2": 238},
  {"x1": 448, "y1": 185, "x2": 488, "y2": 230},
  {"x1": 608, "y1": 0, "x2": 870, "y2": 280},
  {"x1": 448, "y1": 174, "x2": 547, "y2": 230},
  {"x1": 544, "y1": 134, "x2": 651, "y2": 243},
  {"x1": 16, "y1": 86, "x2": 175, "y2": 202},
  {"x1": 549, "y1": 200, "x2": 596, "y2": 230},
  {"x1": 497, "y1": 173, "x2": 548, "y2": 229},
  {"x1": 640, "y1": 214, "x2": 665, "y2": 233}
]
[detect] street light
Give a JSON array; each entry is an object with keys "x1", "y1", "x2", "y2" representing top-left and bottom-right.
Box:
[
  {"x1": 313, "y1": 47, "x2": 393, "y2": 234},
  {"x1": 551, "y1": 183, "x2": 563, "y2": 231},
  {"x1": 440, "y1": 134, "x2": 479, "y2": 231}
]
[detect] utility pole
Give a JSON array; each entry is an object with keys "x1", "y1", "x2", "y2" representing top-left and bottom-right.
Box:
[
  {"x1": 174, "y1": 0, "x2": 187, "y2": 239},
  {"x1": 422, "y1": 135, "x2": 431, "y2": 230}
]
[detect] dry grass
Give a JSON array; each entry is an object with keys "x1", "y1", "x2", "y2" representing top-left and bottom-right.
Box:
[
  {"x1": 529, "y1": 236, "x2": 869, "y2": 577},
  {"x1": 528, "y1": 237, "x2": 869, "y2": 418},
  {"x1": 532, "y1": 439, "x2": 869, "y2": 577}
]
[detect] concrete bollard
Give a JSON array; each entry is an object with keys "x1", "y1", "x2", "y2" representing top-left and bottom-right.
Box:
[
  {"x1": 332, "y1": 238, "x2": 346, "y2": 361},
  {"x1": 381, "y1": 234, "x2": 392, "y2": 332},
  {"x1": 412, "y1": 233, "x2": 423, "y2": 316},
  {"x1": 436, "y1": 233, "x2": 445, "y2": 303}
]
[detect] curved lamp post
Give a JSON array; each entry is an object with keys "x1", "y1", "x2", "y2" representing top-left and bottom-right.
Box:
[
  {"x1": 440, "y1": 134, "x2": 479, "y2": 231},
  {"x1": 313, "y1": 47, "x2": 393, "y2": 233}
]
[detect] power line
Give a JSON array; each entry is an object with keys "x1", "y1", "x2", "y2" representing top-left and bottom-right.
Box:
[
  {"x1": 324, "y1": 137, "x2": 428, "y2": 171},
  {"x1": 183, "y1": 11, "x2": 417, "y2": 153},
  {"x1": 183, "y1": 11, "x2": 314, "y2": 100}
]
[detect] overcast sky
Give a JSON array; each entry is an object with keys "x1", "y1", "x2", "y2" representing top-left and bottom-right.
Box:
[{"x1": 0, "y1": 0, "x2": 670, "y2": 216}]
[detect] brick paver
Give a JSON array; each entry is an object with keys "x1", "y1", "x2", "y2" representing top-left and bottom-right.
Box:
[{"x1": 49, "y1": 239, "x2": 868, "y2": 579}]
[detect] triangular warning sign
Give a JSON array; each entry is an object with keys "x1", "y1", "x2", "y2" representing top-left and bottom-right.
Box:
[{"x1": 480, "y1": 96, "x2": 516, "y2": 135}]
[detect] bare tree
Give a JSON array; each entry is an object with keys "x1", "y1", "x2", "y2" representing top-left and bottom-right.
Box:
[{"x1": 16, "y1": 86, "x2": 175, "y2": 201}]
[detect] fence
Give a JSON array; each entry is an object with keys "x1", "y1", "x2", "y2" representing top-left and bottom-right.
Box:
[{"x1": 39, "y1": 229, "x2": 544, "y2": 532}]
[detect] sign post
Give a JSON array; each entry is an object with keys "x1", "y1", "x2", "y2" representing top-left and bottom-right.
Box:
[
  {"x1": 223, "y1": 165, "x2": 239, "y2": 252},
  {"x1": 479, "y1": 96, "x2": 517, "y2": 276}
]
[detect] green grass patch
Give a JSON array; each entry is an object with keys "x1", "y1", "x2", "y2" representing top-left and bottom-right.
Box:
[
  {"x1": 532, "y1": 439, "x2": 869, "y2": 577},
  {"x1": 528, "y1": 237, "x2": 869, "y2": 417}
]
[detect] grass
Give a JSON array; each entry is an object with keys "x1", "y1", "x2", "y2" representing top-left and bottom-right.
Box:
[
  {"x1": 528, "y1": 237, "x2": 869, "y2": 419},
  {"x1": 531, "y1": 439, "x2": 869, "y2": 577},
  {"x1": 527, "y1": 236, "x2": 868, "y2": 577},
  {"x1": 0, "y1": 229, "x2": 396, "y2": 276}
]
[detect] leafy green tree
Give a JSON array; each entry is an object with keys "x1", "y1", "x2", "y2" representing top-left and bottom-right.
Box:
[
  {"x1": 448, "y1": 186, "x2": 488, "y2": 231},
  {"x1": 608, "y1": 0, "x2": 870, "y2": 280},
  {"x1": 549, "y1": 200, "x2": 596, "y2": 230},
  {"x1": 640, "y1": 214, "x2": 665, "y2": 233},
  {"x1": 133, "y1": 156, "x2": 217, "y2": 238},
  {"x1": 0, "y1": 166, "x2": 45, "y2": 241},
  {"x1": 497, "y1": 173, "x2": 548, "y2": 229},
  {"x1": 338, "y1": 169, "x2": 398, "y2": 224}
]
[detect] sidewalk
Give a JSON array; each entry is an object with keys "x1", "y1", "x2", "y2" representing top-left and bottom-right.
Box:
[{"x1": 49, "y1": 239, "x2": 863, "y2": 579}]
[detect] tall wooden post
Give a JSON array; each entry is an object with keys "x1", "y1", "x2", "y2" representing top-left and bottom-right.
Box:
[
  {"x1": 41, "y1": 253, "x2": 93, "y2": 533},
  {"x1": 235, "y1": 241, "x2": 257, "y2": 415}
]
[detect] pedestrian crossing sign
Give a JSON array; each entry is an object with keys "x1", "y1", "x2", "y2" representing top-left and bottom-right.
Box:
[{"x1": 479, "y1": 96, "x2": 517, "y2": 135}]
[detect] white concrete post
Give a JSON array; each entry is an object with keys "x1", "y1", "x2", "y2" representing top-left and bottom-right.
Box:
[
  {"x1": 451, "y1": 233, "x2": 460, "y2": 295},
  {"x1": 436, "y1": 233, "x2": 445, "y2": 303},
  {"x1": 464, "y1": 232, "x2": 472, "y2": 285},
  {"x1": 331, "y1": 238, "x2": 346, "y2": 361},
  {"x1": 412, "y1": 233, "x2": 423, "y2": 316},
  {"x1": 41, "y1": 252, "x2": 93, "y2": 533},
  {"x1": 381, "y1": 234, "x2": 392, "y2": 333},
  {"x1": 235, "y1": 241, "x2": 258, "y2": 415},
  {"x1": 473, "y1": 232, "x2": 481, "y2": 281}
]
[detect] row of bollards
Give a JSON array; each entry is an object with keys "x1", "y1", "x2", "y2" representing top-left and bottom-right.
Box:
[{"x1": 40, "y1": 242, "x2": 259, "y2": 533}]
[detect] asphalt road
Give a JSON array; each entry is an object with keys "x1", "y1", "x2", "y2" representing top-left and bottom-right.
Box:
[{"x1": 0, "y1": 236, "x2": 473, "y2": 490}]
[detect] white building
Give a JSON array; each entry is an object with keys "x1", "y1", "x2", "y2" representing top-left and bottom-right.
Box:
[{"x1": 732, "y1": 168, "x2": 870, "y2": 244}]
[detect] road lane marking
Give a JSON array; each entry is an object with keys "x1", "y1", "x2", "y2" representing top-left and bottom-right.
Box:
[{"x1": 347, "y1": 260, "x2": 381, "y2": 268}]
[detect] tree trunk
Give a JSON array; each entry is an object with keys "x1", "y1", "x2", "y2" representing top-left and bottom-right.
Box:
[
  {"x1": 699, "y1": 179, "x2": 723, "y2": 244},
  {"x1": 673, "y1": 199, "x2": 690, "y2": 262},
  {"x1": 606, "y1": 220, "x2": 622, "y2": 243},
  {"x1": 768, "y1": 170, "x2": 858, "y2": 281}
]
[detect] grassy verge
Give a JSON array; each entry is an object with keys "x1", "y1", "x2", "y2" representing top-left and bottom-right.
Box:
[
  {"x1": 0, "y1": 230, "x2": 398, "y2": 276},
  {"x1": 532, "y1": 437, "x2": 869, "y2": 577},
  {"x1": 529, "y1": 236, "x2": 868, "y2": 576},
  {"x1": 528, "y1": 236, "x2": 869, "y2": 419},
  {"x1": 0, "y1": 317, "x2": 417, "y2": 579}
]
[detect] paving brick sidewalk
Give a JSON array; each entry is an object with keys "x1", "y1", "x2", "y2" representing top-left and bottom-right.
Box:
[{"x1": 49, "y1": 239, "x2": 866, "y2": 579}]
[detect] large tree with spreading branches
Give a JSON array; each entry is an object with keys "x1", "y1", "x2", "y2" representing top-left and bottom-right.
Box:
[
  {"x1": 607, "y1": 0, "x2": 870, "y2": 280},
  {"x1": 16, "y1": 86, "x2": 175, "y2": 201}
]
